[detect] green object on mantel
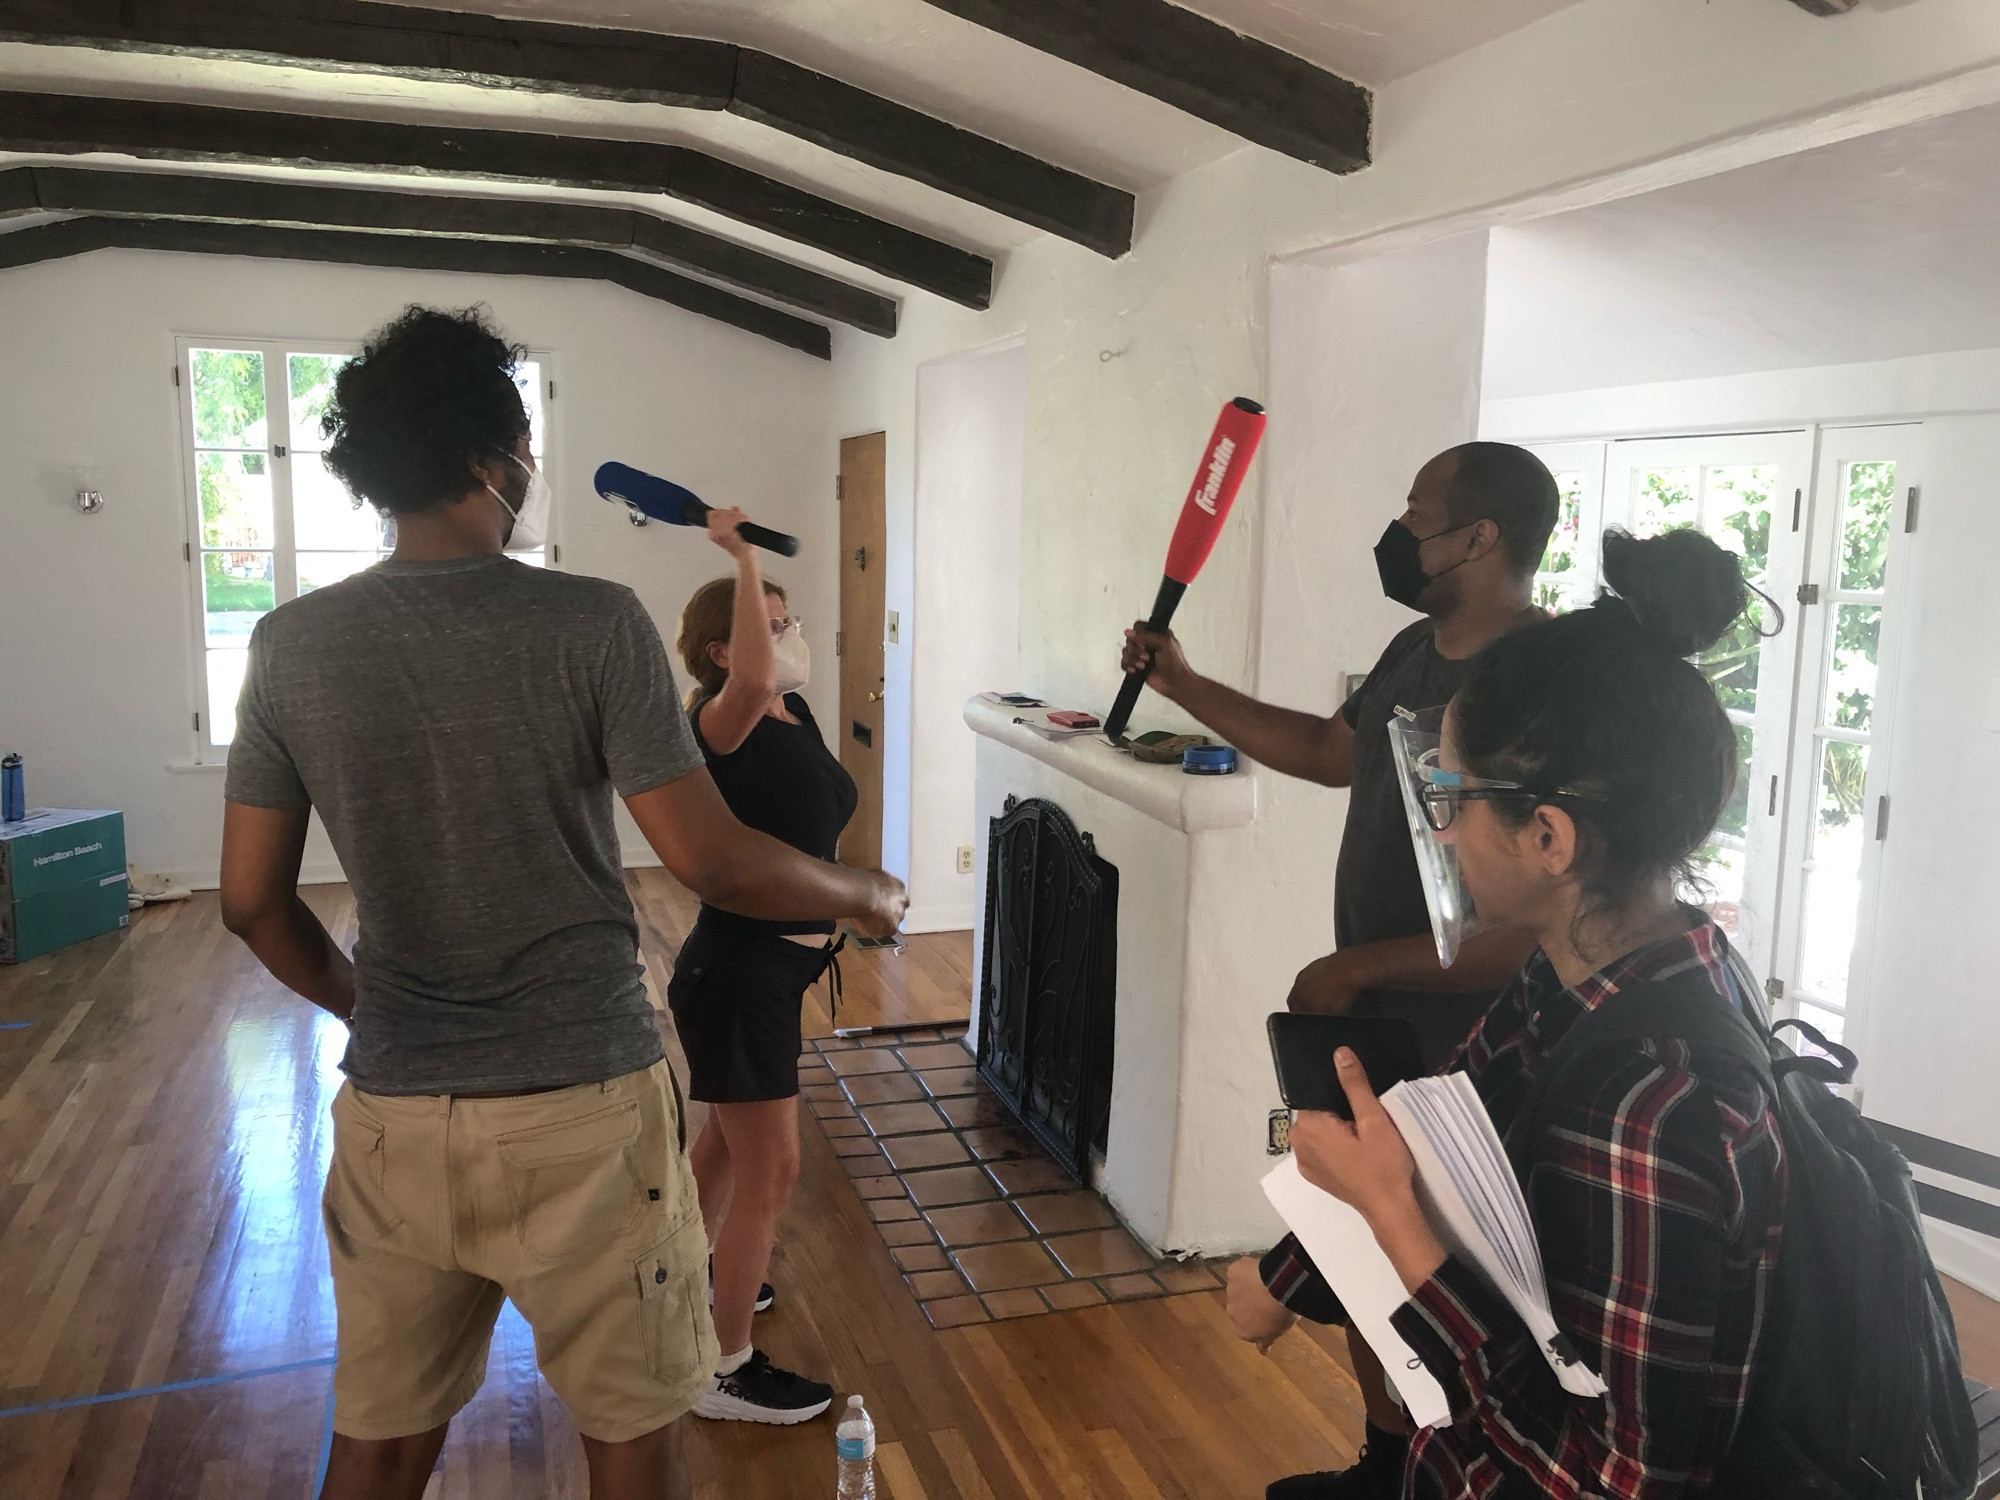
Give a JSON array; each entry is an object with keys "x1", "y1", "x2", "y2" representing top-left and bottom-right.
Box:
[{"x1": 1, "y1": 809, "x2": 129, "y2": 963}]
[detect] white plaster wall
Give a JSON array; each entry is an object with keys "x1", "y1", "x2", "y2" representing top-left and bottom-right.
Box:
[
  {"x1": 907, "y1": 344, "x2": 1025, "y2": 932},
  {"x1": 0, "y1": 248, "x2": 836, "y2": 886}
]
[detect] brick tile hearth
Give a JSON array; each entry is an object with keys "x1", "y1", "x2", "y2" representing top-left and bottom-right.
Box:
[{"x1": 800, "y1": 1026, "x2": 1225, "y2": 1327}]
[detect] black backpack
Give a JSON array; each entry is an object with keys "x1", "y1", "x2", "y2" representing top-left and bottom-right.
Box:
[{"x1": 1517, "y1": 960, "x2": 1979, "y2": 1499}]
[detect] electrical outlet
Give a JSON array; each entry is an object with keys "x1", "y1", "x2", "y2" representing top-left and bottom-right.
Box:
[
  {"x1": 955, "y1": 844, "x2": 974, "y2": 875},
  {"x1": 1267, "y1": 1109, "x2": 1292, "y2": 1156},
  {"x1": 886, "y1": 610, "x2": 900, "y2": 645}
]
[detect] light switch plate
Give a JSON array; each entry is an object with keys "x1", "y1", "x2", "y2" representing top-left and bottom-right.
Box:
[{"x1": 886, "y1": 610, "x2": 900, "y2": 645}]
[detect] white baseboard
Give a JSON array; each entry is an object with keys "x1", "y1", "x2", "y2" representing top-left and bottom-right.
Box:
[
  {"x1": 1924, "y1": 1217, "x2": 2000, "y2": 1302},
  {"x1": 169, "y1": 859, "x2": 347, "y2": 893},
  {"x1": 901, "y1": 905, "x2": 975, "y2": 936}
]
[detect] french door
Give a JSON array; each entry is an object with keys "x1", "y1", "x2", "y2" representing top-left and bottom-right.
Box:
[
  {"x1": 1527, "y1": 427, "x2": 1919, "y2": 1046},
  {"x1": 1770, "y1": 426, "x2": 1920, "y2": 1045}
]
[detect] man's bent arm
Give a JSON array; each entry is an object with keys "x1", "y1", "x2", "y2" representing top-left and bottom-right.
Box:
[
  {"x1": 220, "y1": 801, "x2": 355, "y2": 1021},
  {"x1": 625, "y1": 770, "x2": 905, "y2": 934},
  {"x1": 1289, "y1": 927, "x2": 1539, "y2": 1014},
  {"x1": 1171, "y1": 674, "x2": 1355, "y2": 787}
]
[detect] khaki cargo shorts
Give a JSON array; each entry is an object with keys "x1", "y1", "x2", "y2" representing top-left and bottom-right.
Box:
[{"x1": 321, "y1": 1059, "x2": 718, "y2": 1442}]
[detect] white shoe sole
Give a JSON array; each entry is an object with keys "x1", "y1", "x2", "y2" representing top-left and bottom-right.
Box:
[{"x1": 691, "y1": 1388, "x2": 832, "y2": 1425}]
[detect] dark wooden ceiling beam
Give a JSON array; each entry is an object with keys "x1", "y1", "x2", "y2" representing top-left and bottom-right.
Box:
[
  {"x1": 916, "y1": 0, "x2": 1371, "y2": 174},
  {"x1": 4, "y1": 164, "x2": 898, "y2": 335},
  {"x1": 0, "y1": 214, "x2": 833, "y2": 357},
  {"x1": 0, "y1": 89, "x2": 991, "y2": 307},
  {"x1": 0, "y1": 0, "x2": 1134, "y2": 255}
]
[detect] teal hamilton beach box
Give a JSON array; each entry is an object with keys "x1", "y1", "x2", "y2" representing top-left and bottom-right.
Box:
[{"x1": 0, "y1": 808, "x2": 130, "y2": 963}]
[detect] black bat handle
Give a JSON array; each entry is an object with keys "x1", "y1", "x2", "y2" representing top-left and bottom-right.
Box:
[
  {"x1": 1104, "y1": 576, "x2": 1187, "y2": 742},
  {"x1": 737, "y1": 520, "x2": 800, "y2": 557},
  {"x1": 679, "y1": 494, "x2": 800, "y2": 557}
]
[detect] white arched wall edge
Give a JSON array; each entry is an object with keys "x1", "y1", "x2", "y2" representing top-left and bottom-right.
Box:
[{"x1": 907, "y1": 339, "x2": 1027, "y2": 934}]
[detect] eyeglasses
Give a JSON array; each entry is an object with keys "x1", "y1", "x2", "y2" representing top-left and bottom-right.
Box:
[
  {"x1": 1414, "y1": 751, "x2": 1598, "y2": 833},
  {"x1": 767, "y1": 616, "x2": 800, "y2": 639}
]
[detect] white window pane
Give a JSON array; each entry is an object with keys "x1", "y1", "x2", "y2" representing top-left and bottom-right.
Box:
[
  {"x1": 1703, "y1": 465, "x2": 1775, "y2": 583},
  {"x1": 207, "y1": 647, "x2": 250, "y2": 746},
  {"x1": 1810, "y1": 739, "x2": 1869, "y2": 870},
  {"x1": 1839, "y1": 461, "x2": 1894, "y2": 593},
  {"x1": 190, "y1": 348, "x2": 267, "y2": 450},
  {"x1": 199, "y1": 451, "x2": 274, "y2": 549},
  {"x1": 288, "y1": 352, "x2": 350, "y2": 450},
  {"x1": 203, "y1": 551, "x2": 273, "y2": 647},
  {"x1": 294, "y1": 452, "x2": 388, "y2": 551},
  {"x1": 1634, "y1": 466, "x2": 1697, "y2": 533},
  {"x1": 1824, "y1": 605, "x2": 1881, "y2": 732},
  {"x1": 298, "y1": 552, "x2": 379, "y2": 593},
  {"x1": 1798, "y1": 865, "x2": 1860, "y2": 1009}
]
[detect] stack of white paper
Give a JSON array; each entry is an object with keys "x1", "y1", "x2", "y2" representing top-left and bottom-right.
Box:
[{"x1": 1262, "y1": 1073, "x2": 1607, "y2": 1430}]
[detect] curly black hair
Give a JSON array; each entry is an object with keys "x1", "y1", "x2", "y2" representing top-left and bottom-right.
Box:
[{"x1": 321, "y1": 305, "x2": 529, "y2": 515}]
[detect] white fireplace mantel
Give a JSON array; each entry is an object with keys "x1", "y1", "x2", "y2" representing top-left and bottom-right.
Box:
[
  {"x1": 960, "y1": 696, "x2": 1257, "y2": 832},
  {"x1": 964, "y1": 692, "x2": 1295, "y2": 1258}
]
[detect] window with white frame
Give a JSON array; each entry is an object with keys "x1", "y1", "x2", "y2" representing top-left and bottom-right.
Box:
[{"x1": 180, "y1": 338, "x2": 550, "y2": 756}]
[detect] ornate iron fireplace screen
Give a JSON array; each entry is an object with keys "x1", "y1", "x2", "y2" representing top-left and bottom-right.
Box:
[{"x1": 977, "y1": 795, "x2": 1118, "y2": 1183}]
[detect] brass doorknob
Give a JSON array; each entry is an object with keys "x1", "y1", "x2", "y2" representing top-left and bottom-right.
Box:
[{"x1": 867, "y1": 691, "x2": 883, "y2": 702}]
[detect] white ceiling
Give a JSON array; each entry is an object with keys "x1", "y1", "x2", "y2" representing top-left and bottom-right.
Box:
[
  {"x1": 0, "y1": 0, "x2": 1583, "y2": 314},
  {"x1": 1175, "y1": 0, "x2": 1582, "y2": 85},
  {"x1": 1485, "y1": 99, "x2": 2000, "y2": 399}
]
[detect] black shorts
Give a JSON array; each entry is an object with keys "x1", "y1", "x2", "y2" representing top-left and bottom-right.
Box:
[{"x1": 666, "y1": 916, "x2": 836, "y2": 1104}]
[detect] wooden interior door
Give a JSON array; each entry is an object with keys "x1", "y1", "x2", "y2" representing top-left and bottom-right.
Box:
[{"x1": 837, "y1": 432, "x2": 887, "y2": 868}]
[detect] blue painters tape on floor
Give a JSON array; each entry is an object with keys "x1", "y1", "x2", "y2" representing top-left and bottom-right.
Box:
[
  {"x1": 0, "y1": 1355, "x2": 337, "y2": 1420},
  {"x1": 0, "y1": 1022, "x2": 33, "y2": 1030},
  {"x1": 312, "y1": 1366, "x2": 337, "y2": 1495}
]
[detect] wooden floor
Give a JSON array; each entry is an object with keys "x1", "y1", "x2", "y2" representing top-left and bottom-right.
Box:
[{"x1": 0, "y1": 872, "x2": 1394, "y2": 1498}]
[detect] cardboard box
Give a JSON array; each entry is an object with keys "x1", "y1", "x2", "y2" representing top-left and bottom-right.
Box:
[{"x1": 0, "y1": 809, "x2": 130, "y2": 964}]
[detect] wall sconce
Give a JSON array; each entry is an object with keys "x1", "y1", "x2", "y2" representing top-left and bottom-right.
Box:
[{"x1": 74, "y1": 465, "x2": 105, "y2": 516}]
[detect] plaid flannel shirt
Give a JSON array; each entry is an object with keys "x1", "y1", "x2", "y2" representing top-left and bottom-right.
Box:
[{"x1": 1265, "y1": 920, "x2": 1785, "y2": 1500}]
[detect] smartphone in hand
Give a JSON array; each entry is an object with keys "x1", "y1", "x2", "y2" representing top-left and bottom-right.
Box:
[{"x1": 1266, "y1": 1013, "x2": 1425, "y2": 1120}]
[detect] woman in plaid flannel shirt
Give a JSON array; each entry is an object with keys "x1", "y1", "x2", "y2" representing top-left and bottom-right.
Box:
[{"x1": 1270, "y1": 529, "x2": 1786, "y2": 1500}]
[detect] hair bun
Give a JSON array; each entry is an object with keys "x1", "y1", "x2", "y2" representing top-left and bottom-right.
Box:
[{"x1": 1599, "y1": 528, "x2": 1748, "y2": 657}]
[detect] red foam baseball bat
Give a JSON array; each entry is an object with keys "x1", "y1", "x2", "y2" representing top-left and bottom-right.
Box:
[{"x1": 1104, "y1": 396, "x2": 1268, "y2": 741}]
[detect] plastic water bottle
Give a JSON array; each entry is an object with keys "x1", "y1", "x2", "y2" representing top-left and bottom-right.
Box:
[
  {"x1": 836, "y1": 1394, "x2": 876, "y2": 1499},
  {"x1": 1, "y1": 754, "x2": 22, "y2": 823}
]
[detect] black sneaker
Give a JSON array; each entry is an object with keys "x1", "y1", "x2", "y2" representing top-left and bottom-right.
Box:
[
  {"x1": 692, "y1": 1349, "x2": 833, "y2": 1425},
  {"x1": 708, "y1": 1261, "x2": 776, "y2": 1313},
  {"x1": 1266, "y1": 1422, "x2": 1410, "y2": 1499}
]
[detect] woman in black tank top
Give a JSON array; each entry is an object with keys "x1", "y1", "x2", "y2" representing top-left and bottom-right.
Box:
[{"x1": 665, "y1": 508, "x2": 855, "y2": 1424}]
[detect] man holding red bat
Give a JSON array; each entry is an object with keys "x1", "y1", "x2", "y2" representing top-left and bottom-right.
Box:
[{"x1": 1120, "y1": 441, "x2": 1560, "y2": 1500}]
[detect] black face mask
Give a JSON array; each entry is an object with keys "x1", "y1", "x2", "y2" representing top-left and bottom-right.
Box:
[{"x1": 1373, "y1": 518, "x2": 1474, "y2": 609}]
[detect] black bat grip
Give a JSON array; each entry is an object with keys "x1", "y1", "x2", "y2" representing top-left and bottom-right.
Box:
[
  {"x1": 737, "y1": 520, "x2": 800, "y2": 557},
  {"x1": 678, "y1": 494, "x2": 800, "y2": 557},
  {"x1": 1104, "y1": 576, "x2": 1187, "y2": 742}
]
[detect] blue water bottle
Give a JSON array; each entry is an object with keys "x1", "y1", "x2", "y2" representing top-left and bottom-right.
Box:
[{"x1": 1, "y1": 754, "x2": 22, "y2": 823}]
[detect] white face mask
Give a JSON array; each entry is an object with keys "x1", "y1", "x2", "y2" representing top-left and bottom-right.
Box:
[
  {"x1": 486, "y1": 454, "x2": 550, "y2": 552},
  {"x1": 771, "y1": 621, "x2": 811, "y2": 694}
]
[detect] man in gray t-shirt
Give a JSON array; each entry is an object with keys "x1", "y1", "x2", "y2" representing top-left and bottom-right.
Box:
[
  {"x1": 218, "y1": 307, "x2": 903, "y2": 1500},
  {"x1": 228, "y1": 554, "x2": 706, "y2": 1097}
]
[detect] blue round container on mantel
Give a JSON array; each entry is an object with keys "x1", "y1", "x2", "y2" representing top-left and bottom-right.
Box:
[{"x1": 1181, "y1": 744, "x2": 1238, "y2": 776}]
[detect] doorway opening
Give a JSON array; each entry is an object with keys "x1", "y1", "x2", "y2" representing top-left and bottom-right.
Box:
[{"x1": 838, "y1": 432, "x2": 887, "y2": 870}]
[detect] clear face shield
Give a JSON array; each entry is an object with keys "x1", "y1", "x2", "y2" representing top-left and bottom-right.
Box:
[{"x1": 1387, "y1": 706, "x2": 1483, "y2": 968}]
